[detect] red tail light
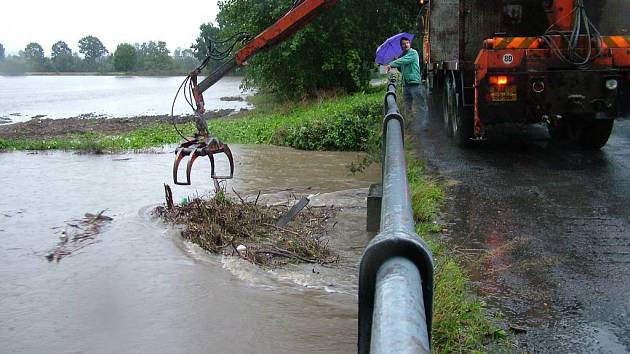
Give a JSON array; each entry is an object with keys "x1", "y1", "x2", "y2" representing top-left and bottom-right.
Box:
[
  {"x1": 489, "y1": 75, "x2": 514, "y2": 86},
  {"x1": 486, "y1": 75, "x2": 518, "y2": 102}
]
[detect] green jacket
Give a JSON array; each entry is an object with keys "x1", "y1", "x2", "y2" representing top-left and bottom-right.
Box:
[{"x1": 390, "y1": 48, "x2": 421, "y2": 85}]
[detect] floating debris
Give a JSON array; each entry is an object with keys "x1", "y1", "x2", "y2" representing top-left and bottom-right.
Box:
[
  {"x1": 276, "y1": 196, "x2": 310, "y2": 227},
  {"x1": 155, "y1": 191, "x2": 337, "y2": 268},
  {"x1": 46, "y1": 210, "x2": 113, "y2": 262},
  {"x1": 219, "y1": 96, "x2": 245, "y2": 102}
]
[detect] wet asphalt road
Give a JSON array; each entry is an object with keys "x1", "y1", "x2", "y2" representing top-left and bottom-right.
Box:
[{"x1": 410, "y1": 115, "x2": 630, "y2": 353}]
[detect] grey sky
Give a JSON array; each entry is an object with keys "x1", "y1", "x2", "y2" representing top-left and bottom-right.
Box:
[{"x1": 1, "y1": 0, "x2": 220, "y2": 55}]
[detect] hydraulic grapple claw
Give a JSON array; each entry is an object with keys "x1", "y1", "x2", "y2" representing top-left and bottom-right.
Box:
[
  {"x1": 185, "y1": 151, "x2": 200, "y2": 185},
  {"x1": 210, "y1": 143, "x2": 234, "y2": 180},
  {"x1": 172, "y1": 137, "x2": 235, "y2": 186}
]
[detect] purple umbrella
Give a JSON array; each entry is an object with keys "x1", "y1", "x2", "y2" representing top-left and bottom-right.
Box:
[{"x1": 375, "y1": 32, "x2": 415, "y2": 65}]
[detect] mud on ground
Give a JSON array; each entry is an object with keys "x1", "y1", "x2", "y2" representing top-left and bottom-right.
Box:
[{"x1": 0, "y1": 109, "x2": 237, "y2": 140}]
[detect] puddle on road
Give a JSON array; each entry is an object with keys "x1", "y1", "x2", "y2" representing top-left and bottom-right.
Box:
[{"x1": 0, "y1": 145, "x2": 380, "y2": 354}]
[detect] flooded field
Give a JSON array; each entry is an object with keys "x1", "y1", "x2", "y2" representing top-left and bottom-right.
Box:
[
  {"x1": 0, "y1": 145, "x2": 380, "y2": 353},
  {"x1": 0, "y1": 75, "x2": 251, "y2": 123}
]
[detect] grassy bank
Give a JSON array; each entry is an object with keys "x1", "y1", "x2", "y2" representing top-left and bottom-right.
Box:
[
  {"x1": 0, "y1": 91, "x2": 383, "y2": 153},
  {"x1": 406, "y1": 157, "x2": 507, "y2": 352}
]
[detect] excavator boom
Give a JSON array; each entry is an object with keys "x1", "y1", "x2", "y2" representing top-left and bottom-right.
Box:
[
  {"x1": 194, "y1": 0, "x2": 337, "y2": 97},
  {"x1": 173, "y1": 0, "x2": 337, "y2": 186}
]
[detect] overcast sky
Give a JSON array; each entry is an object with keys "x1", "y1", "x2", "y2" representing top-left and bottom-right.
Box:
[{"x1": 1, "y1": 0, "x2": 220, "y2": 55}]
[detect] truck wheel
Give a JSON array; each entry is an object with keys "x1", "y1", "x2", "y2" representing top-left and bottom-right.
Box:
[
  {"x1": 548, "y1": 122, "x2": 568, "y2": 142},
  {"x1": 576, "y1": 119, "x2": 614, "y2": 150},
  {"x1": 428, "y1": 73, "x2": 443, "y2": 123},
  {"x1": 444, "y1": 72, "x2": 473, "y2": 146},
  {"x1": 441, "y1": 77, "x2": 453, "y2": 137},
  {"x1": 547, "y1": 120, "x2": 570, "y2": 145}
]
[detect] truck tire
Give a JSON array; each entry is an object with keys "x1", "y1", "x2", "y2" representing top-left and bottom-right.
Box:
[
  {"x1": 576, "y1": 119, "x2": 614, "y2": 150},
  {"x1": 441, "y1": 75, "x2": 453, "y2": 137},
  {"x1": 444, "y1": 72, "x2": 473, "y2": 146},
  {"x1": 548, "y1": 122, "x2": 568, "y2": 142},
  {"x1": 557, "y1": 118, "x2": 614, "y2": 149},
  {"x1": 428, "y1": 73, "x2": 443, "y2": 124}
]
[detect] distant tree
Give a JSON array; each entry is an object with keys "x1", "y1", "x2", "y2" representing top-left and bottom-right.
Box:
[
  {"x1": 173, "y1": 47, "x2": 200, "y2": 74},
  {"x1": 139, "y1": 41, "x2": 173, "y2": 73},
  {"x1": 191, "y1": 23, "x2": 228, "y2": 72},
  {"x1": 97, "y1": 54, "x2": 115, "y2": 73},
  {"x1": 113, "y1": 43, "x2": 136, "y2": 72},
  {"x1": 132, "y1": 43, "x2": 144, "y2": 71},
  {"x1": 51, "y1": 41, "x2": 74, "y2": 72},
  {"x1": 180, "y1": 48, "x2": 195, "y2": 57},
  {"x1": 52, "y1": 41, "x2": 72, "y2": 58},
  {"x1": 23, "y1": 42, "x2": 45, "y2": 71},
  {"x1": 78, "y1": 35, "x2": 108, "y2": 69},
  {"x1": 191, "y1": 23, "x2": 223, "y2": 62},
  {"x1": 0, "y1": 43, "x2": 5, "y2": 61},
  {"x1": 71, "y1": 52, "x2": 85, "y2": 71},
  {"x1": 0, "y1": 55, "x2": 28, "y2": 75},
  {"x1": 41, "y1": 58, "x2": 54, "y2": 72},
  {"x1": 24, "y1": 42, "x2": 44, "y2": 61}
]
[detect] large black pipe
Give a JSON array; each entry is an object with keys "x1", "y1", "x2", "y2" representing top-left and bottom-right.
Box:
[{"x1": 358, "y1": 74, "x2": 434, "y2": 354}]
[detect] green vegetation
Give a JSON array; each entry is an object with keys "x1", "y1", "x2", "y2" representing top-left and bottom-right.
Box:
[
  {"x1": 23, "y1": 42, "x2": 45, "y2": 71},
  {"x1": 191, "y1": 23, "x2": 241, "y2": 74},
  {"x1": 113, "y1": 43, "x2": 137, "y2": 72},
  {"x1": 210, "y1": 0, "x2": 420, "y2": 99},
  {"x1": 0, "y1": 90, "x2": 383, "y2": 152},
  {"x1": 136, "y1": 41, "x2": 173, "y2": 74},
  {"x1": 406, "y1": 158, "x2": 507, "y2": 353},
  {"x1": 78, "y1": 36, "x2": 109, "y2": 70},
  {"x1": 0, "y1": 37, "x2": 199, "y2": 75},
  {"x1": 51, "y1": 41, "x2": 74, "y2": 72}
]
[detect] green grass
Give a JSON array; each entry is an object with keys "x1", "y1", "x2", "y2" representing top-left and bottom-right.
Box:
[
  {"x1": 406, "y1": 158, "x2": 507, "y2": 353},
  {"x1": 0, "y1": 90, "x2": 384, "y2": 153}
]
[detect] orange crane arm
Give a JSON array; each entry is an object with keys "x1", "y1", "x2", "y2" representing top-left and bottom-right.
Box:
[
  {"x1": 235, "y1": 0, "x2": 337, "y2": 65},
  {"x1": 174, "y1": 0, "x2": 337, "y2": 186},
  {"x1": 192, "y1": 0, "x2": 337, "y2": 111}
]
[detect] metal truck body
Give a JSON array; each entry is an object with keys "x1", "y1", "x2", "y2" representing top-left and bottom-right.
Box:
[{"x1": 424, "y1": 0, "x2": 630, "y2": 148}]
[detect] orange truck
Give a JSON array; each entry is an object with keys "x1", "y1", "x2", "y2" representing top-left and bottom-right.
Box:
[{"x1": 423, "y1": 0, "x2": 630, "y2": 148}]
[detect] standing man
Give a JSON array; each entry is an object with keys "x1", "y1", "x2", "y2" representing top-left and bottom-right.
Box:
[{"x1": 385, "y1": 37, "x2": 428, "y2": 129}]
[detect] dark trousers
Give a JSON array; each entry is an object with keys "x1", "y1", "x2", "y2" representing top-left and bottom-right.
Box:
[{"x1": 403, "y1": 83, "x2": 429, "y2": 128}]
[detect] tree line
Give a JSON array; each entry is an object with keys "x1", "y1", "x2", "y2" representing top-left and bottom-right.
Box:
[
  {"x1": 2, "y1": 0, "x2": 421, "y2": 99},
  {"x1": 0, "y1": 36, "x2": 200, "y2": 75}
]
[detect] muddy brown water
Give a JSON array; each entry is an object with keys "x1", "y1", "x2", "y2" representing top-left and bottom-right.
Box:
[{"x1": 0, "y1": 145, "x2": 380, "y2": 354}]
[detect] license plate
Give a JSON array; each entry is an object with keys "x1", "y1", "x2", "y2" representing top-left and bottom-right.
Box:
[{"x1": 490, "y1": 85, "x2": 517, "y2": 102}]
